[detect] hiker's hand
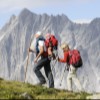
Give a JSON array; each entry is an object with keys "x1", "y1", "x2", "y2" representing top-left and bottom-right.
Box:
[
  {"x1": 28, "y1": 48, "x2": 35, "y2": 53},
  {"x1": 67, "y1": 67, "x2": 69, "y2": 71},
  {"x1": 34, "y1": 58, "x2": 38, "y2": 63}
]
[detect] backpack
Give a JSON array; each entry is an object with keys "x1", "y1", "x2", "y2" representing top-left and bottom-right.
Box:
[
  {"x1": 68, "y1": 49, "x2": 83, "y2": 68},
  {"x1": 45, "y1": 34, "x2": 58, "y2": 58},
  {"x1": 45, "y1": 35, "x2": 58, "y2": 50}
]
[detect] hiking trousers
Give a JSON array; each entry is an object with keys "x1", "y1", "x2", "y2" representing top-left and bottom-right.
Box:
[
  {"x1": 67, "y1": 65, "x2": 82, "y2": 92},
  {"x1": 34, "y1": 57, "x2": 54, "y2": 88}
]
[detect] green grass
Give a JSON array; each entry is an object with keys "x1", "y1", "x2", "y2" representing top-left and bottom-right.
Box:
[{"x1": 0, "y1": 78, "x2": 91, "y2": 99}]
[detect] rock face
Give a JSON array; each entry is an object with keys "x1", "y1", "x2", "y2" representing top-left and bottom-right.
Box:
[{"x1": 0, "y1": 8, "x2": 100, "y2": 93}]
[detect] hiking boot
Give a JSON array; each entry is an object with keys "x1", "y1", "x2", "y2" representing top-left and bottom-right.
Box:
[{"x1": 36, "y1": 81, "x2": 46, "y2": 86}]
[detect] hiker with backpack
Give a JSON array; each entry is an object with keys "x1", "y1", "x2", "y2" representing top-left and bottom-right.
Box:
[
  {"x1": 58, "y1": 43, "x2": 83, "y2": 92},
  {"x1": 29, "y1": 31, "x2": 54, "y2": 88},
  {"x1": 45, "y1": 33, "x2": 58, "y2": 60}
]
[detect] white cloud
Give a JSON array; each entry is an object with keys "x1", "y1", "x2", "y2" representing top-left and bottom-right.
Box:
[
  {"x1": 0, "y1": 0, "x2": 95, "y2": 14},
  {"x1": 0, "y1": 0, "x2": 73, "y2": 15},
  {"x1": 0, "y1": 0, "x2": 69, "y2": 10}
]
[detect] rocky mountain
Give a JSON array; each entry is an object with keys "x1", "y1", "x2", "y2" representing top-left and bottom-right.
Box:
[{"x1": 0, "y1": 8, "x2": 100, "y2": 93}]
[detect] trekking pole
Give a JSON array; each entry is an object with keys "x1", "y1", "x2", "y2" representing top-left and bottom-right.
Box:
[
  {"x1": 51, "y1": 56, "x2": 58, "y2": 71},
  {"x1": 48, "y1": 57, "x2": 58, "y2": 80},
  {"x1": 60, "y1": 64, "x2": 68, "y2": 86},
  {"x1": 24, "y1": 34, "x2": 34, "y2": 83},
  {"x1": 24, "y1": 52, "x2": 30, "y2": 82}
]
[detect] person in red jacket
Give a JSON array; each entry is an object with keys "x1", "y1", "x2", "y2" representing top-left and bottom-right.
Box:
[
  {"x1": 58, "y1": 43, "x2": 70, "y2": 63},
  {"x1": 58, "y1": 43, "x2": 82, "y2": 92}
]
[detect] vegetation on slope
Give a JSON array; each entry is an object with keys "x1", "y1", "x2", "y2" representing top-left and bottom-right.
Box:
[{"x1": 0, "y1": 78, "x2": 91, "y2": 99}]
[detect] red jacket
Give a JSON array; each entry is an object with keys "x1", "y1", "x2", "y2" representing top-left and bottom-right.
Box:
[{"x1": 59, "y1": 50, "x2": 69, "y2": 63}]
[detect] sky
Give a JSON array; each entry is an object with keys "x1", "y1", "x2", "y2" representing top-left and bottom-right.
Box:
[{"x1": 0, "y1": 0, "x2": 100, "y2": 29}]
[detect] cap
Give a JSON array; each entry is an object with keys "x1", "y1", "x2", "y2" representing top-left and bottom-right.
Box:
[
  {"x1": 61, "y1": 43, "x2": 68, "y2": 49},
  {"x1": 36, "y1": 31, "x2": 42, "y2": 36}
]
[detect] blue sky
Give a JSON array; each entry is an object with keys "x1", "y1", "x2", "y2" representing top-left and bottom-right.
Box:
[{"x1": 0, "y1": 0, "x2": 100, "y2": 29}]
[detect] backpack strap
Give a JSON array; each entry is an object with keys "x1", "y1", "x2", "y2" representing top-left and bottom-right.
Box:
[{"x1": 36, "y1": 36, "x2": 45, "y2": 55}]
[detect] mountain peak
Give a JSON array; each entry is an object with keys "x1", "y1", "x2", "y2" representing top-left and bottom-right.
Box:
[
  {"x1": 20, "y1": 8, "x2": 32, "y2": 14},
  {"x1": 18, "y1": 8, "x2": 36, "y2": 19},
  {"x1": 18, "y1": 8, "x2": 37, "y2": 24}
]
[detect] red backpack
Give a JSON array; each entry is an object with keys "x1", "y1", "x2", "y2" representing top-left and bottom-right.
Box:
[
  {"x1": 45, "y1": 35, "x2": 58, "y2": 50},
  {"x1": 68, "y1": 49, "x2": 83, "y2": 68}
]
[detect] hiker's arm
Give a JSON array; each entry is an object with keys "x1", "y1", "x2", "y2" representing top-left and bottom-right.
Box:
[
  {"x1": 34, "y1": 40, "x2": 44, "y2": 63},
  {"x1": 35, "y1": 46, "x2": 44, "y2": 61},
  {"x1": 58, "y1": 52, "x2": 68, "y2": 63}
]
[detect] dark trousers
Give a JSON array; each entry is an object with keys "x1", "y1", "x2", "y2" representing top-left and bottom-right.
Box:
[{"x1": 34, "y1": 57, "x2": 54, "y2": 88}]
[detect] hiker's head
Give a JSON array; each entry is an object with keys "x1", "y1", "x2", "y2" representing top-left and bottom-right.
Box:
[
  {"x1": 35, "y1": 31, "x2": 42, "y2": 38},
  {"x1": 45, "y1": 33, "x2": 51, "y2": 40},
  {"x1": 61, "y1": 43, "x2": 69, "y2": 51}
]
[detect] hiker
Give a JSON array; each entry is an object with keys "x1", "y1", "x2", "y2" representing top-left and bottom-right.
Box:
[
  {"x1": 45, "y1": 33, "x2": 58, "y2": 60},
  {"x1": 58, "y1": 43, "x2": 82, "y2": 92},
  {"x1": 29, "y1": 31, "x2": 54, "y2": 88}
]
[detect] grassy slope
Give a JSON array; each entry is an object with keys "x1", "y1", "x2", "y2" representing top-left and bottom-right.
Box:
[{"x1": 0, "y1": 78, "x2": 91, "y2": 99}]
